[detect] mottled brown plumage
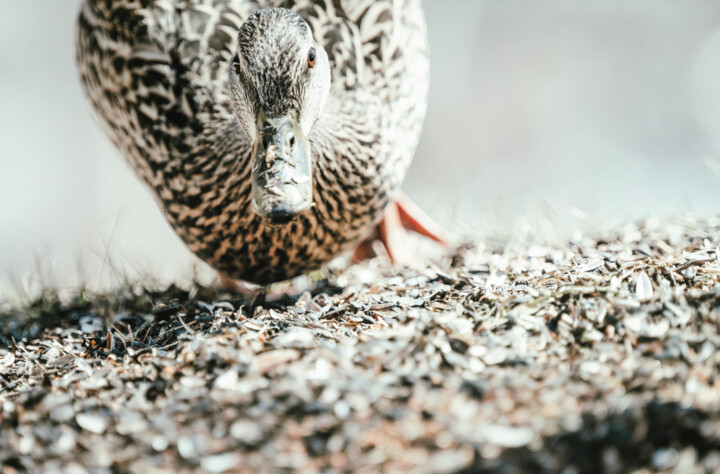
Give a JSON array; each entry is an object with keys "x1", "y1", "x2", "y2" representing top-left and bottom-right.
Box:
[{"x1": 76, "y1": 0, "x2": 429, "y2": 284}]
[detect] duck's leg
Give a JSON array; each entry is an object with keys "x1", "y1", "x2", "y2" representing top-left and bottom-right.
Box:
[
  {"x1": 218, "y1": 275, "x2": 269, "y2": 317},
  {"x1": 353, "y1": 191, "x2": 452, "y2": 264},
  {"x1": 218, "y1": 274, "x2": 259, "y2": 296}
]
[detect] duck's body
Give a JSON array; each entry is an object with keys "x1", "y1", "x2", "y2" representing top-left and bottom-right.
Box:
[{"x1": 76, "y1": 0, "x2": 429, "y2": 284}]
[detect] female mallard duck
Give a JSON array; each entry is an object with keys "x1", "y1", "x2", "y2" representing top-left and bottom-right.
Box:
[{"x1": 76, "y1": 0, "x2": 446, "y2": 285}]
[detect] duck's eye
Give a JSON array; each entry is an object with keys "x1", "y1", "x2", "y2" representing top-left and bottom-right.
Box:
[{"x1": 307, "y1": 47, "x2": 316, "y2": 68}]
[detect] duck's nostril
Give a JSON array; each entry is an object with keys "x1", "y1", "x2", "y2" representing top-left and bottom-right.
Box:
[{"x1": 289, "y1": 136, "x2": 295, "y2": 148}]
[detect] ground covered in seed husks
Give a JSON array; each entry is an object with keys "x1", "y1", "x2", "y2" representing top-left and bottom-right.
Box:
[{"x1": 3, "y1": 218, "x2": 720, "y2": 473}]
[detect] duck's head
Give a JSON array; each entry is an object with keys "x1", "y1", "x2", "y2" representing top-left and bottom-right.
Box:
[{"x1": 229, "y1": 8, "x2": 331, "y2": 225}]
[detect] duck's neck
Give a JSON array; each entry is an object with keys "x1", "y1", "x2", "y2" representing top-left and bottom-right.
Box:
[
  {"x1": 297, "y1": 86, "x2": 397, "y2": 230},
  {"x1": 311, "y1": 86, "x2": 389, "y2": 182}
]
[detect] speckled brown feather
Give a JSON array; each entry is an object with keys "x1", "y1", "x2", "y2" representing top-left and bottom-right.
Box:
[{"x1": 76, "y1": 0, "x2": 429, "y2": 284}]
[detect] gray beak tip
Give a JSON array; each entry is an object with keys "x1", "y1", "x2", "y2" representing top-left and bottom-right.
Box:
[{"x1": 266, "y1": 204, "x2": 295, "y2": 225}]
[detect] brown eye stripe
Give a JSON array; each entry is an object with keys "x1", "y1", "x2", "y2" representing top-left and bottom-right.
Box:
[{"x1": 307, "y1": 47, "x2": 316, "y2": 68}]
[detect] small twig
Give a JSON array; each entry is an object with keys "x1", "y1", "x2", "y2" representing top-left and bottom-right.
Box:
[{"x1": 178, "y1": 315, "x2": 196, "y2": 335}]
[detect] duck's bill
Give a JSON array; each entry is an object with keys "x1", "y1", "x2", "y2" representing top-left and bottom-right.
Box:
[{"x1": 251, "y1": 116, "x2": 313, "y2": 225}]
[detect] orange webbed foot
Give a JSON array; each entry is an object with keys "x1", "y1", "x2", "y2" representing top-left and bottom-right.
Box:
[{"x1": 353, "y1": 191, "x2": 453, "y2": 265}]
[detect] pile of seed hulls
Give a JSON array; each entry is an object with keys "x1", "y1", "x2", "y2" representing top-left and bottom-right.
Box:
[{"x1": 2, "y1": 218, "x2": 720, "y2": 473}]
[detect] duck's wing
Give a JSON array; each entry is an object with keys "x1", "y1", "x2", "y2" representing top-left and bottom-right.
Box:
[
  {"x1": 284, "y1": 1, "x2": 429, "y2": 100},
  {"x1": 76, "y1": 1, "x2": 254, "y2": 198}
]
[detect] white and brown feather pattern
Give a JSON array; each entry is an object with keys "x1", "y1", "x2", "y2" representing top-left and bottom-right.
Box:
[{"x1": 76, "y1": 0, "x2": 428, "y2": 284}]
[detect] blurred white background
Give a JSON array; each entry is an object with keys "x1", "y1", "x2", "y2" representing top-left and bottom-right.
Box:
[{"x1": 3, "y1": 1, "x2": 720, "y2": 299}]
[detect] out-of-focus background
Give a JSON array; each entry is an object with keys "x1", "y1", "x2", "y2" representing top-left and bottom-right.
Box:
[{"x1": 3, "y1": 1, "x2": 720, "y2": 299}]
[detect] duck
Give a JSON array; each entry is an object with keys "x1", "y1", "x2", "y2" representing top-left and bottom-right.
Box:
[{"x1": 76, "y1": 0, "x2": 448, "y2": 285}]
